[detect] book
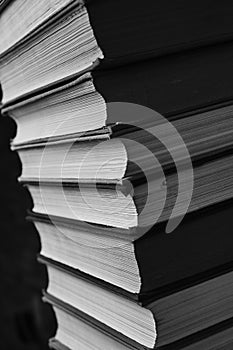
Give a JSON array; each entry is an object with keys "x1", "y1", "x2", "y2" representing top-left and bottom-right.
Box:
[
  {"x1": 30, "y1": 200, "x2": 233, "y2": 295},
  {"x1": 48, "y1": 312, "x2": 233, "y2": 350},
  {"x1": 0, "y1": 0, "x2": 77, "y2": 55},
  {"x1": 4, "y1": 40, "x2": 233, "y2": 145},
  {"x1": 0, "y1": 3, "x2": 103, "y2": 104},
  {"x1": 43, "y1": 262, "x2": 233, "y2": 349},
  {"x1": 13, "y1": 108, "x2": 233, "y2": 182},
  {"x1": 2, "y1": 1, "x2": 233, "y2": 103},
  {"x1": 3, "y1": 0, "x2": 233, "y2": 59},
  {"x1": 26, "y1": 150, "x2": 233, "y2": 230}
]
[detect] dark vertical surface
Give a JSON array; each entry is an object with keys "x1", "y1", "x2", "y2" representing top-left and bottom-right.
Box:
[{"x1": 0, "y1": 84, "x2": 56, "y2": 349}]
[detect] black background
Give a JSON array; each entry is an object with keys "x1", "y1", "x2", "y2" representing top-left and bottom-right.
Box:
[{"x1": 0, "y1": 85, "x2": 55, "y2": 349}]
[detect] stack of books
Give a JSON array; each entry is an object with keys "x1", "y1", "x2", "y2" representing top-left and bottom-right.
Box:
[{"x1": 1, "y1": 0, "x2": 233, "y2": 349}]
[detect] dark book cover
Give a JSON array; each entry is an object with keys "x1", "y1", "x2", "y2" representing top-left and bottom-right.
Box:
[{"x1": 34, "y1": 198, "x2": 233, "y2": 298}]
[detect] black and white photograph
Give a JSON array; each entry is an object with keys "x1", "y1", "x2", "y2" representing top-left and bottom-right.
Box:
[{"x1": 0, "y1": 0, "x2": 233, "y2": 349}]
